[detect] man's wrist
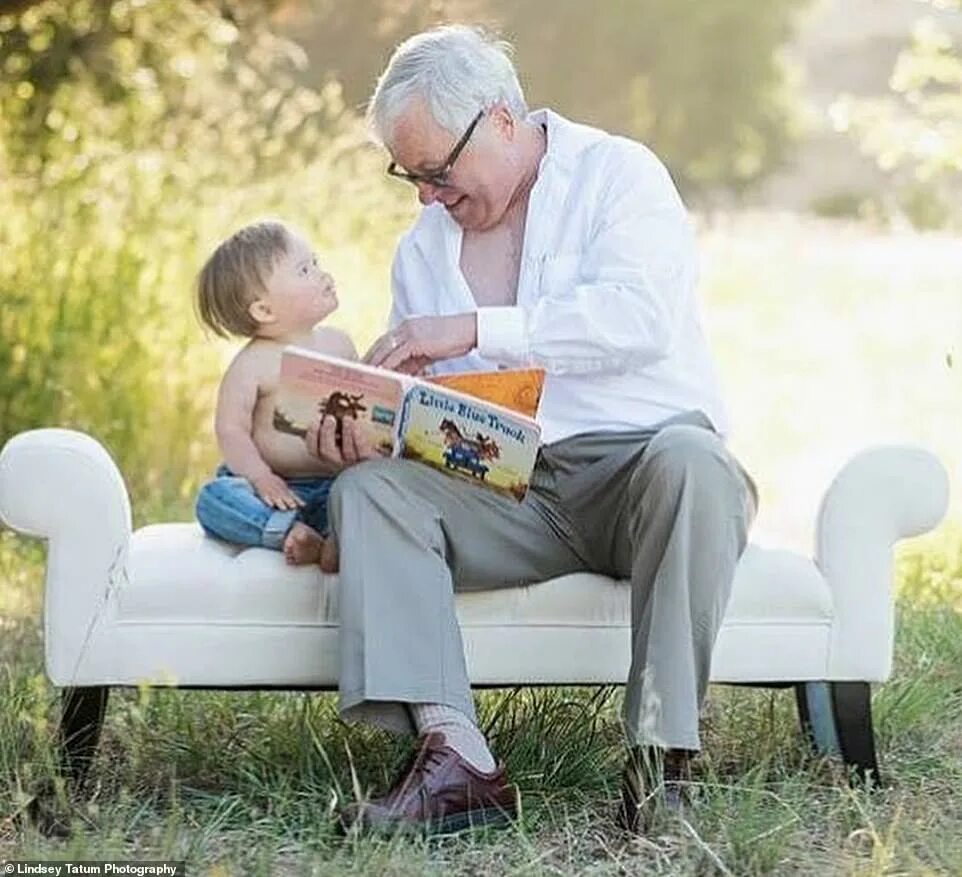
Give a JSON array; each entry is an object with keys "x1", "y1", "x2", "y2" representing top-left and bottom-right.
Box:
[{"x1": 456, "y1": 312, "x2": 478, "y2": 355}]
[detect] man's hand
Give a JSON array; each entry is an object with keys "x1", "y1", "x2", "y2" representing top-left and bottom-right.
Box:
[
  {"x1": 304, "y1": 415, "x2": 385, "y2": 471},
  {"x1": 363, "y1": 314, "x2": 477, "y2": 373},
  {"x1": 250, "y1": 471, "x2": 306, "y2": 511}
]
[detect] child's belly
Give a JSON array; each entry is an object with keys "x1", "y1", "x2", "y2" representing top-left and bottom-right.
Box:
[{"x1": 252, "y1": 404, "x2": 333, "y2": 479}]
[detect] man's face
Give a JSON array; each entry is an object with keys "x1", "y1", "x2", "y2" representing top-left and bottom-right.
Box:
[{"x1": 387, "y1": 100, "x2": 516, "y2": 232}]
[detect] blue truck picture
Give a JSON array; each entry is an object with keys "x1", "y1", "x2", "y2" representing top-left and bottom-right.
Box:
[{"x1": 443, "y1": 443, "x2": 489, "y2": 479}]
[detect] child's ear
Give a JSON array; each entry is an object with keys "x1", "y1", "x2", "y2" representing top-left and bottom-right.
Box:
[{"x1": 248, "y1": 297, "x2": 276, "y2": 325}]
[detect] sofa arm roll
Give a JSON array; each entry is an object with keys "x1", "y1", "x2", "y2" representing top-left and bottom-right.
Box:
[
  {"x1": 816, "y1": 445, "x2": 949, "y2": 680},
  {"x1": 0, "y1": 429, "x2": 132, "y2": 684}
]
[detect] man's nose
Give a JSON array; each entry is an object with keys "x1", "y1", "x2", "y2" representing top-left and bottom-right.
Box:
[{"x1": 416, "y1": 181, "x2": 440, "y2": 205}]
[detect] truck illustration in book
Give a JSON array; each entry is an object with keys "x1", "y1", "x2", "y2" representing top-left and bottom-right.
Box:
[{"x1": 439, "y1": 418, "x2": 500, "y2": 480}]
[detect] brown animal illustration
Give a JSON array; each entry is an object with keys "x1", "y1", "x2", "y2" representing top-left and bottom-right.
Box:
[{"x1": 320, "y1": 391, "x2": 367, "y2": 442}]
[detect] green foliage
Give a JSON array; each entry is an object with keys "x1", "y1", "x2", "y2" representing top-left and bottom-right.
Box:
[
  {"x1": 830, "y1": 3, "x2": 962, "y2": 229},
  {"x1": 292, "y1": 0, "x2": 808, "y2": 198},
  {"x1": 490, "y1": 0, "x2": 807, "y2": 197},
  {"x1": 808, "y1": 190, "x2": 874, "y2": 220},
  {"x1": 0, "y1": 0, "x2": 410, "y2": 518}
]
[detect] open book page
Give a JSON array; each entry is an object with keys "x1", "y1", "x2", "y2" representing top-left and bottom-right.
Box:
[
  {"x1": 397, "y1": 383, "x2": 541, "y2": 502},
  {"x1": 425, "y1": 368, "x2": 545, "y2": 419},
  {"x1": 273, "y1": 348, "x2": 543, "y2": 500},
  {"x1": 273, "y1": 347, "x2": 411, "y2": 457}
]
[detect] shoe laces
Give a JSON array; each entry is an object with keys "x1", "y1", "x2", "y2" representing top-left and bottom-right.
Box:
[
  {"x1": 390, "y1": 740, "x2": 449, "y2": 797},
  {"x1": 413, "y1": 743, "x2": 449, "y2": 778}
]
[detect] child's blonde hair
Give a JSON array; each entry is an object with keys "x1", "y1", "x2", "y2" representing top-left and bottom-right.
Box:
[{"x1": 196, "y1": 219, "x2": 291, "y2": 338}]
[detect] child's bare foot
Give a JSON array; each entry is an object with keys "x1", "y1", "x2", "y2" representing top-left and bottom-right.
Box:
[
  {"x1": 283, "y1": 522, "x2": 324, "y2": 565},
  {"x1": 319, "y1": 535, "x2": 339, "y2": 574}
]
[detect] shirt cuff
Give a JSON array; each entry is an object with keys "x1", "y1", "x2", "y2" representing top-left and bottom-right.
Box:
[{"x1": 476, "y1": 306, "x2": 529, "y2": 362}]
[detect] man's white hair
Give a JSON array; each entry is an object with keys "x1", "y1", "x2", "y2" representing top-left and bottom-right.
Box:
[{"x1": 367, "y1": 25, "x2": 528, "y2": 148}]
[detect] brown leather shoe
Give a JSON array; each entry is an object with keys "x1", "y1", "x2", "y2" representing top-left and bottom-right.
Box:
[
  {"x1": 616, "y1": 746, "x2": 692, "y2": 834},
  {"x1": 339, "y1": 732, "x2": 518, "y2": 835}
]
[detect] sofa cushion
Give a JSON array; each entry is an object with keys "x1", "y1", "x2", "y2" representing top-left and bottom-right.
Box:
[{"x1": 118, "y1": 523, "x2": 833, "y2": 627}]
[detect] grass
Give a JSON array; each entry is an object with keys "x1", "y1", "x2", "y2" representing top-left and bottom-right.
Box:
[{"x1": 1, "y1": 528, "x2": 961, "y2": 875}]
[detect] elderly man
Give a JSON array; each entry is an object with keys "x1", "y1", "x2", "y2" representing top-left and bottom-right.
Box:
[{"x1": 308, "y1": 25, "x2": 757, "y2": 835}]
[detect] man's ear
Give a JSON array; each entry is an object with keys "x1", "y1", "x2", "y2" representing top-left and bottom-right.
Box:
[
  {"x1": 248, "y1": 297, "x2": 276, "y2": 325},
  {"x1": 491, "y1": 105, "x2": 516, "y2": 142}
]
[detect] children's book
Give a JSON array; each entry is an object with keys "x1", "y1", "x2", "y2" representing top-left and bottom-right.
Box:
[{"x1": 273, "y1": 347, "x2": 545, "y2": 501}]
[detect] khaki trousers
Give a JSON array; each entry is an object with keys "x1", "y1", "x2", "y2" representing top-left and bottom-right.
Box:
[{"x1": 327, "y1": 410, "x2": 757, "y2": 750}]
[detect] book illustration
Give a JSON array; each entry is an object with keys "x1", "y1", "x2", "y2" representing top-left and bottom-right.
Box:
[
  {"x1": 439, "y1": 418, "x2": 500, "y2": 480},
  {"x1": 272, "y1": 350, "x2": 402, "y2": 455},
  {"x1": 398, "y1": 385, "x2": 539, "y2": 501},
  {"x1": 426, "y1": 367, "x2": 545, "y2": 419},
  {"x1": 273, "y1": 347, "x2": 541, "y2": 501},
  {"x1": 320, "y1": 391, "x2": 367, "y2": 443}
]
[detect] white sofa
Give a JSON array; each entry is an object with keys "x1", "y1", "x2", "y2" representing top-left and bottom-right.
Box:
[{"x1": 0, "y1": 428, "x2": 949, "y2": 784}]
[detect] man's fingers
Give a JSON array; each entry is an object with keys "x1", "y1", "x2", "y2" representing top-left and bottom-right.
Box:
[
  {"x1": 378, "y1": 340, "x2": 418, "y2": 373},
  {"x1": 318, "y1": 415, "x2": 344, "y2": 465},
  {"x1": 395, "y1": 356, "x2": 429, "y2": 375},
  {"x1": 305, "y1": 423, "x2": 320, "y2": 457},
  {"x1": 341, "y1": 418, "x2": 360, "y2": 464},
  {"x1": 362, "y1": 332, "x2": 395, "y2": 366},
  {"x1": 344, "y1": 416, "x2": 380, "y2": 461}
]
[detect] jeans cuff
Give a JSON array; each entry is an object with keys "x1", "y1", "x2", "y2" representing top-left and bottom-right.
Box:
[{"x1": 262, "y1": 508, "x2": 298, "y2": 549}]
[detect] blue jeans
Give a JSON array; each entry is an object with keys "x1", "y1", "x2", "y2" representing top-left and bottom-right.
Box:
[{"x1": 195, "y1": 465, "x2": 335, "y2": 550}]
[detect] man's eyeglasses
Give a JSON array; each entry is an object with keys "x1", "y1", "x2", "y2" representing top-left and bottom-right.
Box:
[{"x1": 387, "y1": 109, "x2": 484, "y2": 188}]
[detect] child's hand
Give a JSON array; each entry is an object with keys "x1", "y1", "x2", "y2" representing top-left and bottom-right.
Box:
[{"x1": 250, "y1": 471, "x2": 306, "y2": 510}]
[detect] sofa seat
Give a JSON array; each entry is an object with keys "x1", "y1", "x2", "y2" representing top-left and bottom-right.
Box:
[
  {"x1": 121, "y1": 522, "x2": 833, "y2": 627},
  {"x1": 99, "y1": 520, "x2": 836, "y2": 689}
]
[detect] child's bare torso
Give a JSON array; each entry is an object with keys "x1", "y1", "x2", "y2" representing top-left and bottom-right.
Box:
[{"x1": 244, "y1": 328, "x2": 352, "y2": 478}]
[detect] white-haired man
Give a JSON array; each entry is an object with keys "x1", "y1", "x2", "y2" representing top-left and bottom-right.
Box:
[{"x1": 307, "y1": 25, "x2": 757, "y2": 835}]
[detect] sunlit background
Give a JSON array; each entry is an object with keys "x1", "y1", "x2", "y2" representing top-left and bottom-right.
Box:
[{"x1": 1, "y1": 0, "x2": 960, "y2": 551}]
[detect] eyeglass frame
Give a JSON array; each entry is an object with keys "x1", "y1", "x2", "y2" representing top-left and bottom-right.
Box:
[{"x1": 386, "y1": 109, "x2": 485, "y2": 188}]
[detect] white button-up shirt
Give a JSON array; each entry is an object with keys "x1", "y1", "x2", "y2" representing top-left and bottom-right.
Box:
[{"x1": 389, "y1": 108, "x2": 729, "y2": 444}]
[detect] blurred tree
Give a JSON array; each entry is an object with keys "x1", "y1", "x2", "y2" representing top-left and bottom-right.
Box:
[
  {"x1": 830, "y1": 1, "x2": 962, "y2": 229},
  {"x1": 0, "y1": 0, "x2": 337, "y2": 179},
  {"x1": 287, "y1": 0, "x2": 807, "y2": 198},
  {"x1": 0, "y1": 0, "x2": 406, "y2": 516}
]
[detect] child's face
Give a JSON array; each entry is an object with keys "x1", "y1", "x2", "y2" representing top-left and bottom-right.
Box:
[{"x1": 257, "y1": 231, "x2": 338, "y2": 332}]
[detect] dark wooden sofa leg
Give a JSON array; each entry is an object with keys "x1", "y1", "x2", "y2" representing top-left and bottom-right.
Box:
[
  {"x1": 26, "y1": 687, "x2": 109, "y2": 837},
  {"x1": 60, "y1": 686, "x2": 109, "y2": 788},
  {"x1": 795, "y1": 681, "x2": 881, "y2": 785}
]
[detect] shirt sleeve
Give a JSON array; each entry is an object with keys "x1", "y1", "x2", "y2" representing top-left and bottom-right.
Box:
[
  {"x1": 387, "y1": 239, "x2": 414, "y2": 330},
  {"x1": 476, "y1": 145, "x2": 697, "y2": 375},
  {"x1": 388, "y1": 231, "x2": 447, "y2": 378}
]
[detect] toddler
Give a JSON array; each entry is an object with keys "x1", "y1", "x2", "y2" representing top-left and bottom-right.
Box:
[{"x1": 194, "y1": 219, "x2": 355, "y2": 565}]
